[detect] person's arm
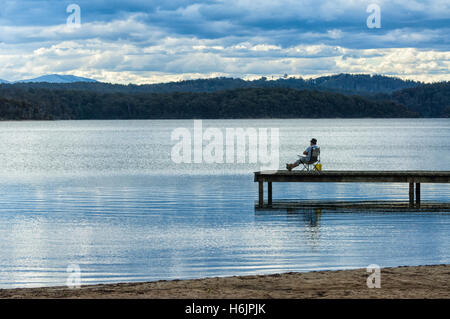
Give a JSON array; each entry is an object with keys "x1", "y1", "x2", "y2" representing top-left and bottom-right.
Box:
[{"x1": 303, "y1": 146, "x2": 311, "y2": 156}]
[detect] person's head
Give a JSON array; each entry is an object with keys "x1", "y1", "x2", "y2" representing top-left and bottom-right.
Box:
[{"x1": 310, "y1": 138, "x2": 317, "y2": 146}]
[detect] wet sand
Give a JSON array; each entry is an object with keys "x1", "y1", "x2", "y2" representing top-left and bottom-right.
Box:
[{"x1": 1, "y1": 264, "x2": 449, "y2": 299}]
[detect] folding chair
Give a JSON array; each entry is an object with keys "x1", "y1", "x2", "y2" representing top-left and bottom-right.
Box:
[{"x1": 299, "y1": 147, "x2": 320, "y2": 171}]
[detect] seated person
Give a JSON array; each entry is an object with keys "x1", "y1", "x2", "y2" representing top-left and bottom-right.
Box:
[{"x1": 286, "y1": 138, "x2": 318, "y2": 171}]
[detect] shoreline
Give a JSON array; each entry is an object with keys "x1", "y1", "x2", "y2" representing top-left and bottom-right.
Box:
[
  {"x1": 1, "y1": 264, "x2": 449, "y2": 299},
  {"x1": 0, "y1": 117, "x2": 437, "y2": 122}
]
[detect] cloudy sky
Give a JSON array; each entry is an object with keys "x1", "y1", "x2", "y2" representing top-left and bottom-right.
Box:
[{"x1": 0, "y1": 0, "x2": 449, "y2": 83}]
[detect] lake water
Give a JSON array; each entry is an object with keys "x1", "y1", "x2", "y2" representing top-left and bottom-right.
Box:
[{"x1": 0, "y1": 119, "x2": 449, "y2": 288}]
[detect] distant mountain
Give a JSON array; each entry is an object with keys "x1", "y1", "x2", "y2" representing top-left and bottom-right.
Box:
[
  {"x1": 16, "y1": 74, "x2": 97, "y2": 84},
  {"x1": 0, "y1": 79, "x2": 9, "y2": 84},
  {"x1": 3, "y1": 73, "x2": 421, "y2": 95}
]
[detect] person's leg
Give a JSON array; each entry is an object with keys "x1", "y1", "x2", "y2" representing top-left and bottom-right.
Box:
[
  {"x1": 286, "y1": 161, "x2": 296, "y2": 171},
  {"x1": 286, "y1": 158, "x2": 303, "y2": 171}
]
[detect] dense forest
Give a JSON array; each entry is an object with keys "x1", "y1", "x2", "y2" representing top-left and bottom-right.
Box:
[
  {"x1": 0, "y1": 87, "x2": 417, "y2": 120},
  {"x1": 3, "y1": 73, "x2": 420, "y2": 95},
  {"x1": 0, "y1": 75, "x2": 448, "y2": 120},
  {"x1": 376, "y1": 82, "x2": 450, "y2": 117},
  {"x1": 0, "y1": 97, "x2": 38, "y2": 120}
]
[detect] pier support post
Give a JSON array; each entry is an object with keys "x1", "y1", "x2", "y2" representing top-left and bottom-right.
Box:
[
  {"x1": 268, "y1": 182, "x2": 272, "y2": 206},
  {"x1": 409, "y1": 182, "x2": 414, "y2": 207},
  {"x1": 416, "y1": 183, "x2": 421, "y2": 206},
  {"x1": 258, "y1": 181, "x2": 264, "y2": 208}
]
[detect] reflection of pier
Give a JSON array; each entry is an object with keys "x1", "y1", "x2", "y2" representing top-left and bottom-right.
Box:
[
  {"x1": 255, "y1": 207, "x2": 323, "y2": 225},
  {"x1": 254, "y1": 171, "x2": 450, "y2": 209},
  {"x1": 254, "y1": 200, "x2": 450, "y2": 212}
]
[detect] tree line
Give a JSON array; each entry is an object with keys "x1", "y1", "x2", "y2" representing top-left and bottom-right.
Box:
[
  {"x1": 2, "y1": 73, "x2": 420, "y2": 95},
  {"x1": 0, "y1": 87, "x2": 418, "y2": 120},
  {"x1": 375, "y1": 82, "x2": 449, "y2": 117}
]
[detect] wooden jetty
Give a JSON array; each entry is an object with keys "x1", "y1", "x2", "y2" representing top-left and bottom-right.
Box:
[{"x1": 254, "y1": 170, "x2": 450, "y2": 208}]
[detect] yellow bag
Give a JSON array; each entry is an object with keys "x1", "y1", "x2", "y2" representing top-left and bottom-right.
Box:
[{"x1": 314, "y1": 163, "x2": 322, "y2": 171}]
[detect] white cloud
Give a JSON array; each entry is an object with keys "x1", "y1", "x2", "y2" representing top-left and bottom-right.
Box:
[
  {"x1": 0, "y1": 1, "x2": 448, "y2": 83},
  {"x1": 1, "y1": 33, "x2": 448, "y2": 84}
]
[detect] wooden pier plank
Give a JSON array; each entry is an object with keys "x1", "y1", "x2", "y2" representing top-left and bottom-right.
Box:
[{"x1": 255, "y1": 170, "x2": 450, "y2": 183}]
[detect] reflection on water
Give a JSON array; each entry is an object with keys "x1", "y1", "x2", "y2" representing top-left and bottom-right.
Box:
[
  {"x1": 256, "y1": 208, "x2": 324, "y2": 252},
  {"x1": 289, "y1": 208, "x2": 323, "y2": 227},
  {"x1": 0, "y1": 119, "x2": 449, "y2": 288},
  {"x1": 257, "y1": 208, "x2": 323, "y2": 227}
]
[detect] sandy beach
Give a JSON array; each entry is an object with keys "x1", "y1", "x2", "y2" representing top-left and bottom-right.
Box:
[{"x1": 1, "y1": 264, "x2": 449, "y2": 299}]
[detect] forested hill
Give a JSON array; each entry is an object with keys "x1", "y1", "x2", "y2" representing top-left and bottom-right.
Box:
[
  {"x1": 0, "y1": 87, "x2": 417, "y2": 120},
  {"x1": 2, "y1": 74, "x2": 420, "y2": 95},
  {"x1": 1, "y1": 76, "x2": 447, "y2": 120},
  {"x1": 376, "y1": 82, "x2": 450, "y2": 117}
]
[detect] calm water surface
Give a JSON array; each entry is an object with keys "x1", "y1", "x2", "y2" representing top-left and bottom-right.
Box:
[{"x1": 0, "y1": 119, "x2": 449, "y2": 288}]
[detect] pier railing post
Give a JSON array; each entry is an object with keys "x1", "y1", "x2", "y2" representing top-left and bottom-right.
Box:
[
  {"x1": 416, "y1": 183, "x2": 421, "y2": 206},
  {"x1": 268, "y1": 182, "x2": 272, "y2": 206},
  {"x1": 258, "y1": 181, "x2": 264, "y2": 208},
  {"x1": 409, "y1": 182, "x2": 414, "y2": 207}
]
